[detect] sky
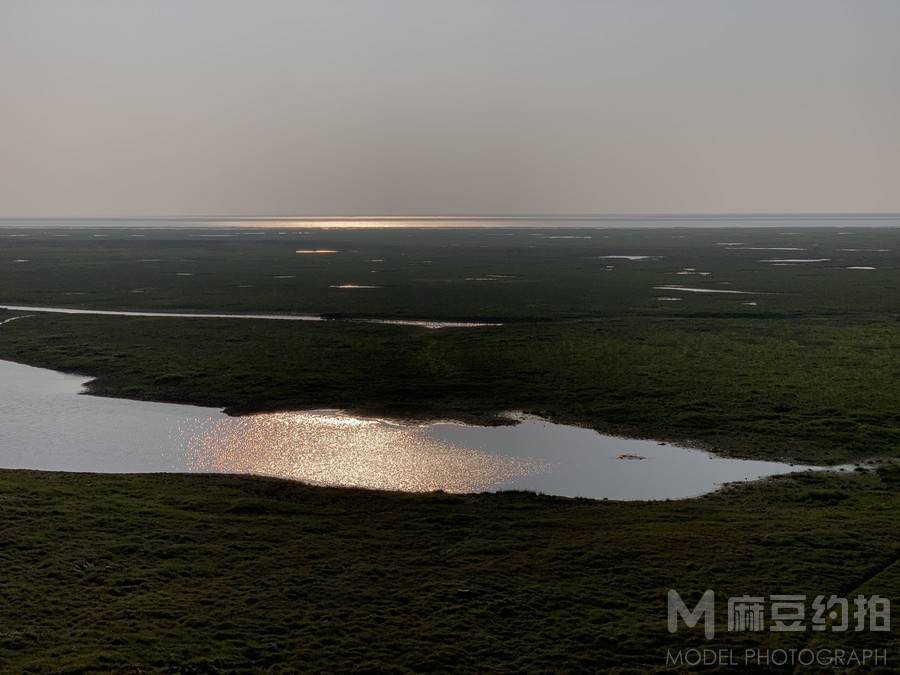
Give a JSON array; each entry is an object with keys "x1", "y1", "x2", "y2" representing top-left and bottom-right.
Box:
[{"x1": 1, "y1": 0, "x2": 899, "y2": 218}]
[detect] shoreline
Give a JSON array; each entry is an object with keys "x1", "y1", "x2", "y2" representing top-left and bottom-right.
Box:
[
  {"x1": 0, "y1": 312, "x2": 895, "y2": 466},
  {"x1": 0, "y1": 349, "x2": 867, "y2": 469}
]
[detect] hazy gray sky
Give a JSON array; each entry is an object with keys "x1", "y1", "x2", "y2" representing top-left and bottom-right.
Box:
[{"x1": 2, "y1": 0, "x2": 899, "y2": 217}]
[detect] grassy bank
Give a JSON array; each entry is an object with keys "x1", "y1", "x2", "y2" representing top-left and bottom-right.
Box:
[
  {"x1": 1, "y1": 468, "x2": 898, "y2": 672},
  {"x1": 1, "y1": 312, "x2": 898, "y2": 463}
]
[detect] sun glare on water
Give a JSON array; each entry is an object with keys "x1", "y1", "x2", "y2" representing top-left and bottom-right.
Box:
[{"x1": 178, "y1": 411, "x2": 544, "y2": 493}]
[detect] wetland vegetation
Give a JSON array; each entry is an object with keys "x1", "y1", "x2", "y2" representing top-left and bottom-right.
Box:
[
  {"x1": 1, "y1": 225, "x2": 899, "y2": 671},
  {"x1": 2, "y1": 468, "x2": 900, "y2": 672},
  {"x1": 0, "y1": 312, "x2": 897, "y2": 464}
]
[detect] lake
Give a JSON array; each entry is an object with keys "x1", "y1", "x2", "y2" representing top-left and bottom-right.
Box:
[{"x1": 0, "y1": 359, "x2": 834, "y2": 500}]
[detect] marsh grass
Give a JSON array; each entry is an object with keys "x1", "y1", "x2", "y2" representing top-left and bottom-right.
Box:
[
  {"x1": 0, "y1": 469, "x2": 898, "y2": 672},
  {"x1": 2, "y1": 227, "x2": 899, "y2": 671},
  {"x1": 0, "y1": 313, "x2": 897, "y2": 464}
]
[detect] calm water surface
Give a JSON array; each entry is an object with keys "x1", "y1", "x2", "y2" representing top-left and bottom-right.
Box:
[
  {"x1": 0, "y1": 305, "x2": 498, "y2": 329},
  {"x1": 0, "y1": 360, "x2": 831, "y2": 500}
]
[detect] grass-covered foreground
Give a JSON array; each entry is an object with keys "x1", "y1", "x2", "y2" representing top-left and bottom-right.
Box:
[
  {"x1": 1, "y1": 468, "x2": 899, "y2": 672},
  {"x1": 0, "y1": 312, "x2": 898, "y2": 464}
]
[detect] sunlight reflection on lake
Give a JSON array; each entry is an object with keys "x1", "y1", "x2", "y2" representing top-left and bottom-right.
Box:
[
  {"x1": 180, "y1": 412, "x2": 543, "y2": 493},
  {"x1": 0, "y1": 360, "x2": 843, "y2": 500}
]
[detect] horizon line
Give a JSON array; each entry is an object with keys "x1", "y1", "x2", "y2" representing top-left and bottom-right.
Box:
[{"x1": 3, "y1": 212, "x2": 900, "y2": 222}]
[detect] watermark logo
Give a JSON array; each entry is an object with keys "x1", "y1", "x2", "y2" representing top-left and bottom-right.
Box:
[
  {"x1": 668, "y1": 589, "x2": 716, "y2": 638},
  {"x1": 666, "y1": 590, "x2": 891, "y2": 667},
  {"x1": 668, "y1": 590, "x2": 890, "y2": 636}
]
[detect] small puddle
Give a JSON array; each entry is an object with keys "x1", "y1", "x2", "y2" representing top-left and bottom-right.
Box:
[
  {"x1": 726, "y1": 247, "x2": 808, "y2": 251},
  {"x1": 760, "y1": 258, "x2": 831, "y2": 263},
  {"x1": 330, "y1": 284, "x2": 382, "y2": 289},
  {"x1": 654, "y1": 286, "x2": 757, "y2": 295},
  {"x1": 599, "y1": 255, "x2": 659, "y2": 261}
]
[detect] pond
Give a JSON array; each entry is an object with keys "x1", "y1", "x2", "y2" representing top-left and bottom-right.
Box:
[{"x1": 0, "y1": 360, "x2": 835, "y2": 500}]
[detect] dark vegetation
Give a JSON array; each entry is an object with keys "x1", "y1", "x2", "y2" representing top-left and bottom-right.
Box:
[
  {"x1": 1, "y1": 469, "x2": 899, "y2": 673},
  {"x1": 1, "y1": 227, "x2": 899, "y2": 671},
  {"x1": 0, "y1": 313, "x2": 897, "y2": 463},
  {"x1": 1, "y1": 226, "x2": 899, "y2": 320}
]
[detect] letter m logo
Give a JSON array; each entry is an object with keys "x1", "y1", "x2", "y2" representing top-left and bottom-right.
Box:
[{"x1": 668, "y1": 589, "x2": 716, "y2": 638}]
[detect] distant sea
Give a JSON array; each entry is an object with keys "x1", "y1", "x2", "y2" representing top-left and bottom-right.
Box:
[{"x1": 1, "y1": 214, "x2": 899, "y2": 229}]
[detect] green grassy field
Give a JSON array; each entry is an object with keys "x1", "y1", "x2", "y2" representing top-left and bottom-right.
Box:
[
  {"x1": 1, "y1": 468, "x2": 899, "y2": 673},
  {"x1": 1, "y1": 226, "x2": 899, "y2": 671}
]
